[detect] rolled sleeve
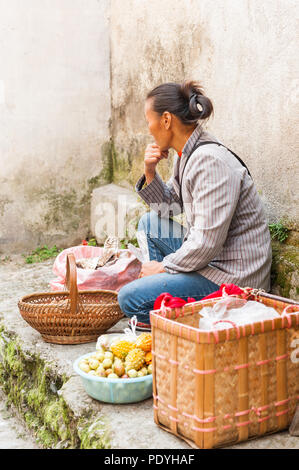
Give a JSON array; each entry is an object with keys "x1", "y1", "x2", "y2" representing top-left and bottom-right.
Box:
[
  {"x1": 135, "y1": 173, "x2": 167, "y2": 204},
  {"x1": 135, "y1": 172, "x2": 183, "y2": 217}
]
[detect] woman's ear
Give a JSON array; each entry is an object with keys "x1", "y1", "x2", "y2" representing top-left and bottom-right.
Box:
[{"x1": 161, "y1": 111, "x2": 171, "y2": 130}]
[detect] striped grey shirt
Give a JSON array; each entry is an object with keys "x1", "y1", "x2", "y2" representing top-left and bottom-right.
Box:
[{"x1": 135, "y1": 124, "x2": 272, "y2": 291}]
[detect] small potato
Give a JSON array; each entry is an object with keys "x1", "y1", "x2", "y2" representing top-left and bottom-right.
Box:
[
  {"x1": 102, "y1": 358, "x2": 113, "y2": 369},
  {"x1": 104, "y1": 351, "x2": 114, "y2": 361},
  {"x1": 127, "y1": 369, "x2": 138, "y2": 378},
  {"x1": 113, "y1": 357, "x2": 123, "y2": 367},
  {"x1": 79, "y1": 362, "x2": 90, "y2": 374},
  {"x1": 96, "y1": 364, "x2": 105, "y2": 374},
  {"x1": 147, "y1": 364, "x2": 152, "y2": 374},
  {"x1": 80, "y1": 358, "x2": 90, "y2": 365},
  {"x1": 113, "y1": 363, "x2": 125, "y2": 377},
  {"x1": 140, "y1": 367, "x2": 148, "y2": 376},
  {"x1": 89, "y1": 359, "x2": 100, "y2": 370},
  {"x1": 88, "y1": 370, "x2": 97, "y2": 376},
  {"x1": 94, "y1": 351, "x2": 105, "y2": 362},
  {"x1": 96, "y1": 369, "x2": 106, "y2": 378},
  {"x1": 105, "y1": 368, "x2": 113, "y2": 377},
  {"x1": 107, "y1": 373, "x2": 119, "y2": 379}
]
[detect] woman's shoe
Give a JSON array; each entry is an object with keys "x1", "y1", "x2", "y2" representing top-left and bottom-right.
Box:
[{"x1": 128, "y1": 319, "x2": 151, "y2": 331}]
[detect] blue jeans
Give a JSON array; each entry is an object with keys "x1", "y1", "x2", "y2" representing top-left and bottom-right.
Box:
[{"x1": 117, "y1": 211, "x2": 220, "y2": 323}]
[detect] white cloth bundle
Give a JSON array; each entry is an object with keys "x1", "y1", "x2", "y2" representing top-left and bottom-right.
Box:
[{"x1": 198, "y1": 297, "x2": 280, "y2": 330}]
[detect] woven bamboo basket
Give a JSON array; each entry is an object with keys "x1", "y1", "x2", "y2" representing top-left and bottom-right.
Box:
[
  {"x1": 18, "y1": 253, "x2": 124, "y2": 344},
  {"x1": 150, "y1": 289, "x2": 299, "y2": 449}
]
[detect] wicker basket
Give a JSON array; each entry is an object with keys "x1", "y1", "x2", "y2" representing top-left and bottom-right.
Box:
[
  {"x1": 18, "y1": 253, "x2": 124, "y2": 344},
  {"x1": 150, "y1": 290, "x2": 299, "y2": 448}
]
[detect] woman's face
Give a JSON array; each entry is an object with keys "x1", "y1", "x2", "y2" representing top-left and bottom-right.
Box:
[{"x1": 144, "y1": 99, "x2": 172, "y2": 151}]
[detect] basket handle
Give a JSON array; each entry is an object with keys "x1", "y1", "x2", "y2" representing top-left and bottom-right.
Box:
[
  {"x1": 66, "y1": 253, "x2": 78, "y2": 314},
  {"x1": 213, "y1": 319, "x2": 241, "y2": 340}
]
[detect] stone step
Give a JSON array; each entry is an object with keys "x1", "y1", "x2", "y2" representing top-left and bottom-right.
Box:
[
  {"x1": 0, "y1": 256, "x2": 298, "y2": 448},
  {"x1": 0, "y1": 389, "x2": 40, "y2": 449},
  {"x1": 0, "y1": 257, "x2": 189, "y2": 449}
]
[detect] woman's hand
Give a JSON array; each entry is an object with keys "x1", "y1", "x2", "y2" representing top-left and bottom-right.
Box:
[
  {"x1": 144, "y1": 143, "x2": 168, "y2": 184},
  {"x1": 139, "y1": 261, "x2": 165, "y2": 278}
]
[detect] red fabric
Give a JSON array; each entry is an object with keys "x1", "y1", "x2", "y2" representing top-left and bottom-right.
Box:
[
  {"x1": 177, "y1": 151, "x2": 182, "y2": 158},
  {"x1": 153, "y1": 292, "x2": 196, "y2": 310},
  {"x1": 153, "y1": 284, "x2": 245, "y2": 310},
  {"x1": 200, "y1": 283, "x2": 244, "y2": 301}
]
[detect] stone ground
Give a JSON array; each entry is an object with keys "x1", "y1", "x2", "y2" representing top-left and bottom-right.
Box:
[
  {"x1": 0, "y1": 389, "x2": 39, "y2": 449},
  {"x1": 0, "y1": 255, "x2": 298, "y2": 449}
]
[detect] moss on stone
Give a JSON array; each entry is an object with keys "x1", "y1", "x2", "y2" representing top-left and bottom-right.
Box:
[
  {"x1": 271, "y1": 241, "x2": 299, "y2": 299},
  {"x1": 87, "y1": 140, "x2": 115, "y2": 191},
  {"x1": 36, "y1": 426, "x2": 57, "y2": 448},
  {"x1": 285, "y1": 230, "x2": 299, "y2": 247},
  {"x1": 24, "y1": 410, "x2": 39, "y2": 428},
  {"x1": 0, "y1": 328, "x2": 110, "y2": 449},
  {"x1": 44, "y1": 191, "x2": 85, "y2": 233},
  {"x1": 78, "y1": 415, "x2": 111, "y2": 449},
  {"x1": 43, "y1": 400, "x2": 72, "y2": 442}
]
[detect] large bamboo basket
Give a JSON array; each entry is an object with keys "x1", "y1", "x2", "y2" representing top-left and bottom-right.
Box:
[
  {"x1": 150, "y1": 290, "x2": 299, "y2": 449},
  {"x1": 18, "y1": 253, "x2": 124, "y2": 344}
]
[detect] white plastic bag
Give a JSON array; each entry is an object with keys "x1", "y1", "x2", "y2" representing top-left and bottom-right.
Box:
[{"x1": 198, "y1": 298, "x2": 280, "y2": 331}]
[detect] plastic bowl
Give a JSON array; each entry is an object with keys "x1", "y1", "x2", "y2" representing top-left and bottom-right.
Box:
[{"x1": 73, "y1": 352, "x2": 153, "y2": 404}]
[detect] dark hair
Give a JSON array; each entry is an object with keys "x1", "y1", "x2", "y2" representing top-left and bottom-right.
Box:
[{"x1": 146, "y1": 80, "x2": 213, "y2": 125}]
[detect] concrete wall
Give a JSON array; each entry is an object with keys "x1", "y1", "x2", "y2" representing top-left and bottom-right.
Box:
[
  {"x1": 0, "y1": 0, "x2": 111, "y2": 253},
  {"x1": 110, "y1": 0, "x2": 299, "y2": 228},
  {"x1": 1, "y1": 0, "x2": 298, "y2": 254}
]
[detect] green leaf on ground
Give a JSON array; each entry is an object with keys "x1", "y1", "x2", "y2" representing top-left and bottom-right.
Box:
[
  {"x1": 23, "y1": 245, "x2": 61, "y2": 264},
  {"x1": 269, "y1": 222, "x2": 290, "y2": 244}
]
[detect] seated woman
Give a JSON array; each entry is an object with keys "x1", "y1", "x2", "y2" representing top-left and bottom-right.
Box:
[{"x1": 118, "y1": 80, "x2": 272, "y2": 329}]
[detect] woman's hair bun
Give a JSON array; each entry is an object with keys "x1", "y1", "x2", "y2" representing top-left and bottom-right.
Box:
[
  {"x1": 146, "y1": 79, "x2": 214, "y2": 125},
  {"x1": 189, "y1": 92, "x2": 204, "y2": 117},
  {"x1": 183, "y1": 81, "x2": 214, "y2": 121}
]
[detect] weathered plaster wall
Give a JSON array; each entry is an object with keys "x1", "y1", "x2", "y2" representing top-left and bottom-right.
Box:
[
  {"x1": 110, "y1": 0, "x2": 299, "y2": 228},
  {"x1": 1, "y1": 0, "x2": 298, "y2": 253},
  {"x1": 0, "y1": 0, "x2": 111, "y2": 253}
]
